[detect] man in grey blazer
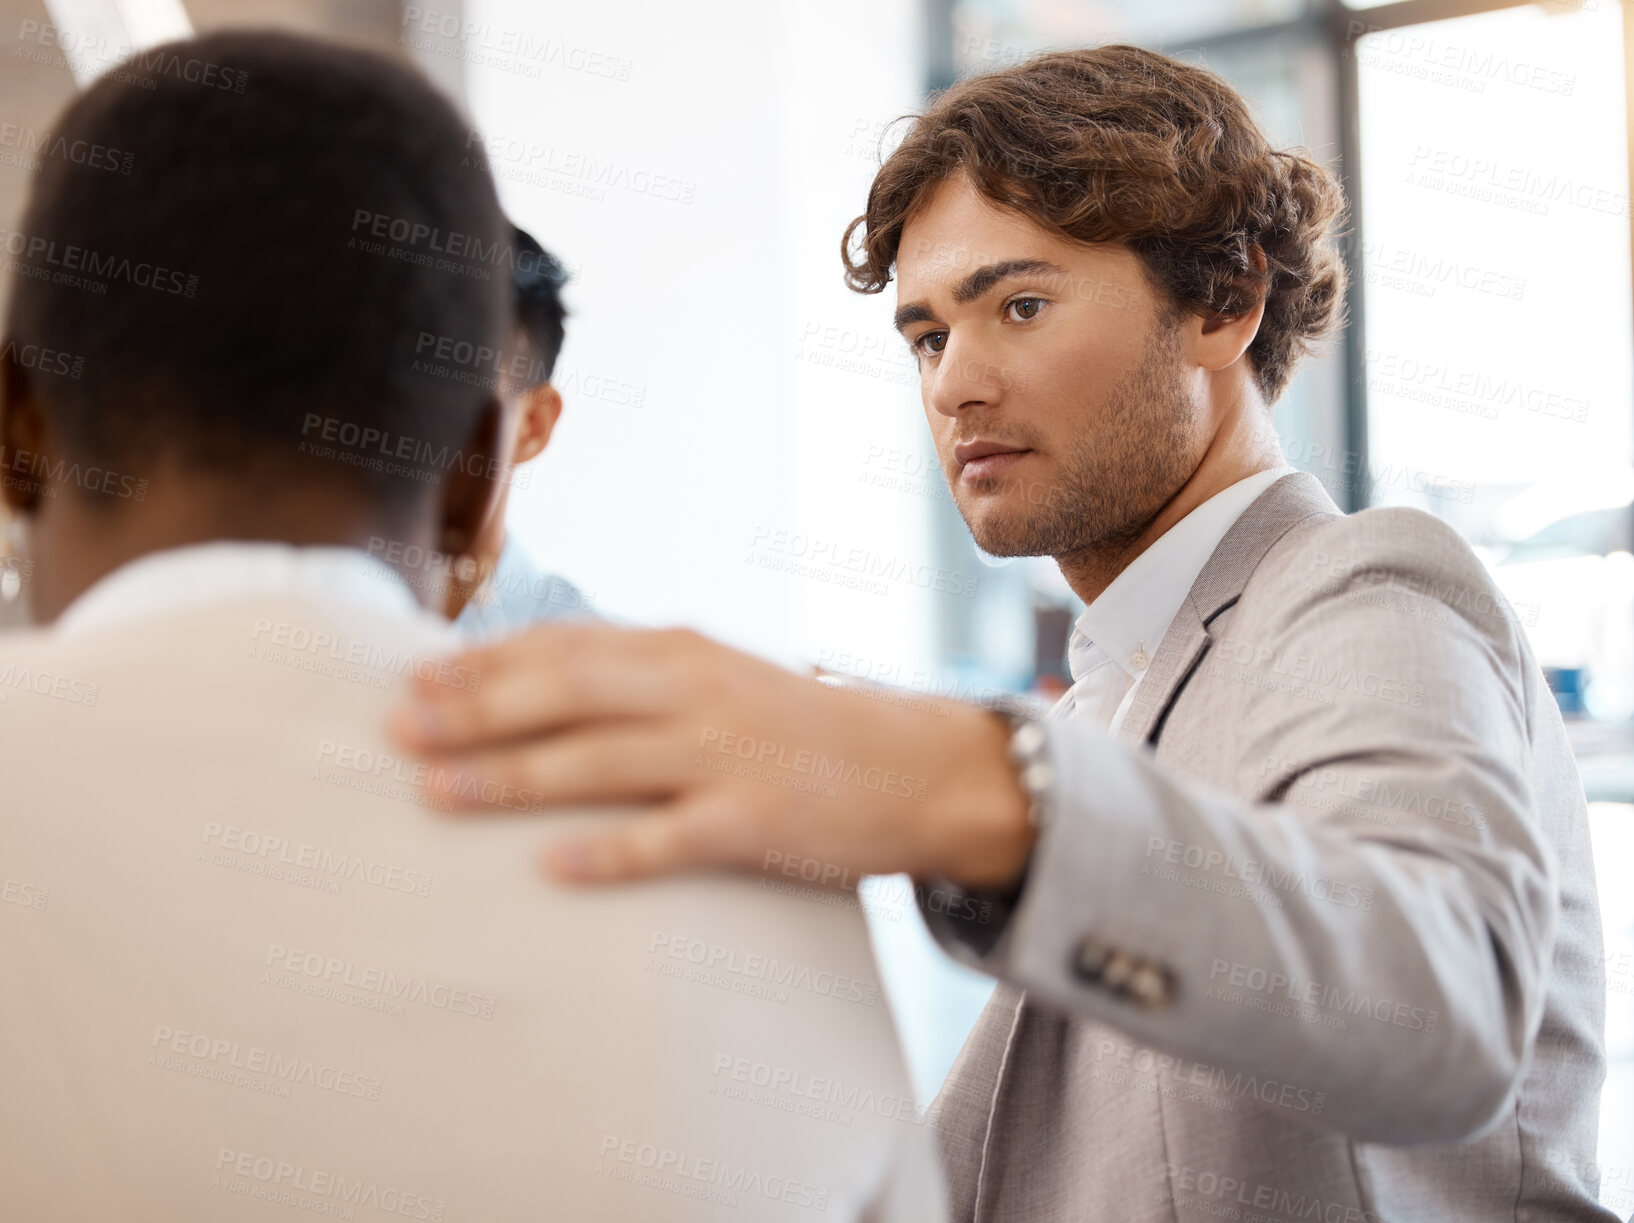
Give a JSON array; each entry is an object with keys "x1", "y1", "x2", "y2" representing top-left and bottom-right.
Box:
[{"x1": 397, "y1": 45, "x2": 1619, "y2": 1221}]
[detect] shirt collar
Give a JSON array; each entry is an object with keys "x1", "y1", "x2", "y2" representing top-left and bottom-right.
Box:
[
  {"x1": 54, "y1": 542, "x2": 423, "y2": 634},
  {"x1": 1068, "y1": 466, "x2": 1294, "y2": 684}
]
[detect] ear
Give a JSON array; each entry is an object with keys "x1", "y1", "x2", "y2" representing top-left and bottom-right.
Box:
[
  {"x1": 0, "y1": 345, "x2": 45, "y2": 515},
  {"x1": 1194, "y1": 243, "x2": 1268, "y2": 374},
  {"x1": 512, "y1": 383, "x2": 562, "y2": 465},
  {"x1": 436, "y1": 394, "x2": 505, "y2": 561}
]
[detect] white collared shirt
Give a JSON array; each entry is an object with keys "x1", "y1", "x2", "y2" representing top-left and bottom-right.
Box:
[
  {"x1": 54, "y1": 541, "x2": 424, "y2": 633},
  {"x1": 1056, "y1": 467, "x2": 1293, "y2": 734}
]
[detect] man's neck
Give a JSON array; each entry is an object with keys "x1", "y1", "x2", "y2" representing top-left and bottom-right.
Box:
[
  {"x1": 445, "y1": 518, "x2": 507, "y2": 620},
  {"x1": 23, "y1": 471, "x2": 436, "y2": 623}
]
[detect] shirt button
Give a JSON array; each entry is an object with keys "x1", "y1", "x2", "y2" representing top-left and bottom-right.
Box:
[{"x1": 1130, "y1": 649, "x2": 1149, "y2": 670}]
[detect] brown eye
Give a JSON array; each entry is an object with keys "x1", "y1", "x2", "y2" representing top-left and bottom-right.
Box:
[
  {"x1": 916, "y1": 331, "x2": 947, "y2": 355},
  {"x1": 1009, "y1": 297, "x2": 1044, "y2": 321}
]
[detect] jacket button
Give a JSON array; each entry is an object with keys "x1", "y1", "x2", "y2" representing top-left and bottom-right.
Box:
[
  {"x1": 1071, "y1": 936, "x2": 1112, "y2": 983},
  {"x1": 1128, "y1": 963, "x2": 1175, "y2": 1009},
  {"x1": 1101, "y1": 951, "x2": 1136, "y2": 991}
]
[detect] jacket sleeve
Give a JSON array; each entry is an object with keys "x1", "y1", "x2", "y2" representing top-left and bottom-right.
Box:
[{"x1": 921, "y1": 508, "x2": 1562, "y2": 1145}]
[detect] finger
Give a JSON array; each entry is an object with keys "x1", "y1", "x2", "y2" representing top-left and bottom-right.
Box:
[
  {"x1": 430, "y1": 620, "x2": 625, "y2": 690},
  {"x1": 538, "y1": 793, "x2": 747, "y2": 885},
  {"x1": 425, "y1": 725, "x2": 695, "y2": 812},
  {"x1": 392, "y1": 626, "x2": 703, "y2": 753}
]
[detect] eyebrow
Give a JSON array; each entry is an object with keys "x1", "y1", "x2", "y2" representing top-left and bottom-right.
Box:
[{"x1": 892, "y1": 258, "x2": 1068, "y2": 333}]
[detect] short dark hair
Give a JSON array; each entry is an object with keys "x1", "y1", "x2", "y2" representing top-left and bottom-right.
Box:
[
  {"x1": 2, "y1": 30, "x2": 508, "y2": 512},
  {"x1": 509, "y1": 224, "x2": 568, "y2": 385},
  {"x1": 843, "y1": 45, "x2": 1348, "y2": 402}
]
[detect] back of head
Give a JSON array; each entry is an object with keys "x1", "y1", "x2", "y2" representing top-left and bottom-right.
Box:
[
  {"x1": 2, "y1": 30, "x2": 508, "y2": 519},
  {"x1": 509, "y1": 224, "x2": 569, "y2": 386}
]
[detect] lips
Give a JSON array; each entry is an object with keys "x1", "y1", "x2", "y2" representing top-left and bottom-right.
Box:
[
  {"x1": 954, "y1": 439, "x2": 1031, "y2": 467},
  {"x1": 954, "y1": 440, "x2": 1033, "y2": 483}
]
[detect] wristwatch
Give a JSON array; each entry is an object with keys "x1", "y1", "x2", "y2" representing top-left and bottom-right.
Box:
[
  {"x1": 986, "y1": 694, "x2": 1056, "y2": 832},
  {"x1": 918, "y1": 695, "x2": 1055, "y2": 959}
]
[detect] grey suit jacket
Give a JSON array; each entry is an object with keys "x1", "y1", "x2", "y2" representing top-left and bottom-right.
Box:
[{"x1": 924, "y1": 472, "x2": 1616, "y2": 1221}]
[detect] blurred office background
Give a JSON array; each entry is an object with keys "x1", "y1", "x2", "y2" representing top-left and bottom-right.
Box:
[{"x1": 0, "y1": 0, "x2": 1630, "y2": 1207}]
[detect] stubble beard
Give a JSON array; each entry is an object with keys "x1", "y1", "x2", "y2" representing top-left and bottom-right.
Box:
[{"x1": 954, "y1": 322, "x2": 1200, "y2": 560}]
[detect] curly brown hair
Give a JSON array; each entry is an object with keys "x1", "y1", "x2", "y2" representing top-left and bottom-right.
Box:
[{"x1": 842, "y1": 45, "x2": 1348, "y2": 402}]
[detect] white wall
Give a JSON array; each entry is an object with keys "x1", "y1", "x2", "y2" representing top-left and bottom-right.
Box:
[{"x1": 450, "y1": 0, "x2": 940, "y2": 677}]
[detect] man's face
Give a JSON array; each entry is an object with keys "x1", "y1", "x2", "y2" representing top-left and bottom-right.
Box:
[{"x1": 894, "y1": 173, "x2": 1207, "y2": 559}]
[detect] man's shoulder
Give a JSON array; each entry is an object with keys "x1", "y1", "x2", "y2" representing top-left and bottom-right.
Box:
[
  {"x1": 0, "y1": 594, "x2": 458, "y2": 728},
  {"x1": 1246, "y1": 503, "x2": 1513, "y2": 631}
]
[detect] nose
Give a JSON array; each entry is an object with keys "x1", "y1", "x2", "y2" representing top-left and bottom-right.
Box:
[{"x1": 924, "y1": 336, "x2": 1006, "y2": 418}]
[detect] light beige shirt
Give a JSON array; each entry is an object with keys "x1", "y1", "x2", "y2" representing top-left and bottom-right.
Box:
[{"x1": 0, "y1": 543, "x2": 944, "y2": 1222}]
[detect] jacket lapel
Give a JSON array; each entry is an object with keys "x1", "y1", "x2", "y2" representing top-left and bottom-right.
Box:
[{"x1": 1116, "y1": 471, "x2": 1342, "y2": 748}]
